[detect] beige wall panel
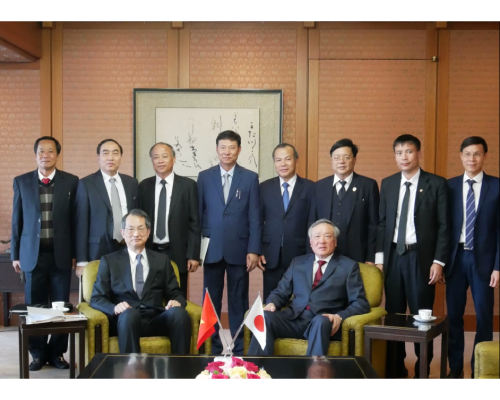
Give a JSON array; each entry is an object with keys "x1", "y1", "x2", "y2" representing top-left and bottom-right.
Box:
[
  {"x1": 320, "y1": 30, "x2": 426, "y2": 60},
  {"x1": 62, "y1": 29, "x2": 168, "y2": 178},
  {"x1": 317, "y1": 60, "x2": 426, "y2": 185},
  {"x1": 0, "y1": 70, "x2": 40, "y2": 251}
]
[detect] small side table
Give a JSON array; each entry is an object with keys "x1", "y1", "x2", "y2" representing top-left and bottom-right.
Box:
[
  {"x1": 364, "y1": 313, "x2": 449, "y2": 379},
  {"x1": 18, "y1": 315, "x2": 86, "y2": 379}
]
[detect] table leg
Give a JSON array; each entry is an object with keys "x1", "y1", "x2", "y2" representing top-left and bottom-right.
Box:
[
  {"x1": 18, "y1": 324, "x2": 22, "y2": 378},
  {"x1": 78, "y1": 328, "x2": 85, "y2": 376},
  {"x1": 386, "y1": 341, "x2": 397, "y2": 378},
  {"x1": 440, "y1": 330, "x2": 448, "y2": 379},
  {"x1": 364, "y1": 335, "x2": 372, "y2": 363},
  {"x1": 22, "y1": 332, "x2": 30, "y2": 379},
  {"x1": 3, "y1": 293, "x2": 9, "y2": 327},
  {"x1": 69, "y1": 332, "x2": 75, "y2": 379},
  {"x1": 419, "y1": 340, "x2": 428, "y2": 379}
]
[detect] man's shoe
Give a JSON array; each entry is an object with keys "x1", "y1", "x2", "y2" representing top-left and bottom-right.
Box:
[
  {"x1": 396, "y1": 367, "x2": 408, "y2": 378},
  {"x1": 48, "y1": 355, "x2": 69, "y2": 369},
  {"x1": 29, "y1": 358, "x2": 46, "y2": 371},
  {"x1": 447, "y1": 369, "x2": 464, "y2": 379}
]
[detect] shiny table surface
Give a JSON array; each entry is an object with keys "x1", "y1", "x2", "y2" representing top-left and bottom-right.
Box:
[{"x1": 78, "y1": 353, "x2": 379, "y2": 379}]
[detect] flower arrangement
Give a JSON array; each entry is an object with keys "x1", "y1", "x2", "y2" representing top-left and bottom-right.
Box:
[{"x1": 196, "y1": 356, "x2": 272, "y2": 379}]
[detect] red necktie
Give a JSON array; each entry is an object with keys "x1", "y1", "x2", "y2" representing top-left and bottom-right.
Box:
[
  {"x1": 42, "y1": 178, "x2": 50, "y2": 185},
  {"x1": 312, "y1": 260, "x2": 326, "y2": 289},
  {"x1": 307, "y1": 260, "x2": 327, "y2": 311}
]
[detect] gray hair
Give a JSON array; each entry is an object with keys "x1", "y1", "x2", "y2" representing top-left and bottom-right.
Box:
[
  {"x1": 149, "y1": 142, "x2": 176, "y2": 158},
  {"x1": 121, "y1": 209, "x2": 151, "y2": 229},
  {"x1": 308, "y1": 219, "x2": 340, "y2": 239}
]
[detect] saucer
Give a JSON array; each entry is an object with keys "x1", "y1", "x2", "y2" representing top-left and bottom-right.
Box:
[
  {"x1": 413, "y1": 315, "x2": 436, "y2": 323},
  {"x1": 53, "y1": 307, "x2": 70, "y2": 312}
]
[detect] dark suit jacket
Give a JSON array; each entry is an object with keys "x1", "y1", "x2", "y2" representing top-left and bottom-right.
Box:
[
  {"x1": 260, "y1": 175, "x2": 315, "y2": 269},
  {"x1": 377, "y1": 169, "x2": 449, "y2": 276},
  {"x1": 11, "y1": 169, "x2": 79, "y2": 272},
  {"x1": 139, "y1": 173, "x2": 201, "y2": 273},
  {"x1": 267, "y1": 253, "x2": 370, "y2": 321},
  {"x1": 75, "y1": 170, "x2": 138, "y2": 263},
  {"x1": 90, "y1": 248, "x2": 186, "y2": 317},
  {"x1": 447, "y1": 173, "x2": 499, "y2": 280},
  {"x1": 311, "y1": 172, "x2": 379, "y2": 263},
  {"x1": 197, "y1": 163, "x2": 261, "y2": 265}
]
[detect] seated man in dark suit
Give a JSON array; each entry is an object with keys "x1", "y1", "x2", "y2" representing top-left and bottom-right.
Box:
[
  {"x1": 248, "y1": 219, "x2": 370, "y2": 356},
  {"x1": 90, "y1": 209, "x2": 191, "y2": 354}
]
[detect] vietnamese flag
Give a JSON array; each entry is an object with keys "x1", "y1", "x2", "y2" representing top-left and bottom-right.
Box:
[{"x1": 197, "y1": 291, "x2": 218, "y2": 349}]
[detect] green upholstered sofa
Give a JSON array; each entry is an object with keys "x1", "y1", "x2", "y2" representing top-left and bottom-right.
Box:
[
  {"x1": 474, "y1": 341, "x2": 499, "y2": 379},
  {"x1": 77, "y1": 259, "x2": 210, "y2": 364},
  {"x1": 243, "y1": 262, "x2": 387, "y2": 377}
]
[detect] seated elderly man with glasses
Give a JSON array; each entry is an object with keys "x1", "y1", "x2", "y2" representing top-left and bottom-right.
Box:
[{"x1": 90, "y1": 209, "x2": 191, "y2": 354}]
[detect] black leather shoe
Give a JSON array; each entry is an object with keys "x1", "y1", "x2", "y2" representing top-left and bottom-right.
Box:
[
  {"x1": 396, "y1": 367, "x2": 408, "y2": 378},
  {"x1": 29, "y1": 358, "x2": 46, "y2": 371},
  {"x1": 48, "y1": 355, "x2": 69, "y2": 369},
  {"x1": 447, "y1": 369, "x2": 464, "y2": 379}
]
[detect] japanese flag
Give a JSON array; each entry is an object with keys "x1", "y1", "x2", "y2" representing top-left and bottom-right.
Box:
[{"x1": 244, "y1": 294, "x2": 266, "y2": 350}]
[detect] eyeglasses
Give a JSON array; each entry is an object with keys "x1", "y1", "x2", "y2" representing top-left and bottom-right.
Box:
[
  {"x1": 124, "y1": 227, "x2": 148, "y2": 235},
  {"x1": 462, "y1": 152, "x2": 484, "y2": 159},
  {"x1": 332, "y1": 155, "x2": 352, "y2": 162}
]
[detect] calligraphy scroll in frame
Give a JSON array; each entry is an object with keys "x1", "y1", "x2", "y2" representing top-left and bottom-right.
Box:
[{"x1": 133, "y1": 89, "x2": 283, "y2": 182}]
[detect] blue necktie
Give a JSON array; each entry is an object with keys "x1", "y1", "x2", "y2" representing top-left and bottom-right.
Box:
[
  {"x1": 136, "y1": 254, "x2": 145, "y2": 299},
  {"x1": 465, "y1": 179, "x2": 476, "y2": 250},
  {"x1": 282, "y1": 182, "x2": 290, "y2": 211}
]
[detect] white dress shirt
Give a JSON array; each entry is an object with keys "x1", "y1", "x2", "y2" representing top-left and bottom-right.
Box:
[
  {"x1": 101, "y1": 170, "x2": 128, "y2": 216},
  {"x1": 153, "y1": 172, "x2": 174, "y2": 244},
  {"x1": 279, "y1": 174, "x2": 297, "y2": 198},
  {"x1": 332, "y1": 172, "x2": 354, "y2": 194},
  {"x1": 375, "y1": 169, "x2": 444, "y2": 266},
  {"x1": 38, "y1": 169, "x2": 56, "y2": 182},
  {"x1": 128, "y1": 248, "x2": 149, "y2": 292},
  {"x1": 459, "y1": 171, "x2": 483, "y2": 243},
  {"x1": 313, "y1": 254, "x2": 333, "y2": 280}
]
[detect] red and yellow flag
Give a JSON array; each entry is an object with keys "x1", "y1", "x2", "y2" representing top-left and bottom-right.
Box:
[{"x1": 197, "y1": 291, "x2": 218, "y2": 349}]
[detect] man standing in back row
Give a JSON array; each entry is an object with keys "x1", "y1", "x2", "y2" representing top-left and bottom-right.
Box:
[
  {"x1": 311, "y1": 139, "x2": 379, "y2": 264},
  {"x1": 197, "y1": 130, "x2": 261, "y2": 355},
  {"x1": 11, "y1": 137, "x2": 79, "y2": 371},
  {"x1": 139, "y1": 142, "x2": 201, "y2": 297},
  {"x1": 259, "y1": 143, "x2": 315, "y2": 300},
  {"x1": 75, "y1": 139, "x2": 138, "y2": 275},
  {"x1": 446, "y1": 136, "x2": 499, "y2": 379},
  {"x1": 376, "y1": 134, "x2": 448, "y2": 378}
]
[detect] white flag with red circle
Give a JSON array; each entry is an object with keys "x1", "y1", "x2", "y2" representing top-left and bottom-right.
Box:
[{"x1": 244, "y1": 294, "x2": 266, "y2": 350}]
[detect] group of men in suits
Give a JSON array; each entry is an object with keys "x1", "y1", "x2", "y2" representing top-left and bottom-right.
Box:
[{"x1": 12, "y1": 131, "x2": 498, "y2": 379}]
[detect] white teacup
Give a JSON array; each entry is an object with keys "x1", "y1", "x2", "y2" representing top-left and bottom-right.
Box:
[
  {"x1": 52, "y1": 301, "x2": 65, "y2": 310},
  {"x1": 418, "y1": 309, "x2": 432, "y2": 320}
]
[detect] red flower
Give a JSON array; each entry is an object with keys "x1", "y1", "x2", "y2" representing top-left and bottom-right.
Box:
[
  {"x1": 211, "y1": 373, "x2": 229, "y2": 379},
  {"x1": 205, "y1": 361, "x2": 225, "y2": 374},
  {"x1": 243, "y1": 361, "x2": 259, "y2": 372},
  {"x1": 247, "y1": 373, "x2": 261, "y2": 379},
  {"x1": 231, "y1": 356, "x2": 245, "y2": 368}
]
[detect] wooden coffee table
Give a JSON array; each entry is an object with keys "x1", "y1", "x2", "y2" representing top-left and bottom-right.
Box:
[
  {"x1": 78, "y1": 353, "x2": 379, "y2": 379},
  {"x1": 18, "y1": 315, "x2": 86, "y2": 379},
  {"x1": 364, "y1": 313, "x2": 449, "y2": 379}
]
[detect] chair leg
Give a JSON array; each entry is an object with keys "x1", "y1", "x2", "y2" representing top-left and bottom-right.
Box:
[
  {"x1": 95, "y1": 325, "x2": 102, "y2": 353},
  {"x1": 348, "y1": 329, "x2": 355, "y2": 356}
]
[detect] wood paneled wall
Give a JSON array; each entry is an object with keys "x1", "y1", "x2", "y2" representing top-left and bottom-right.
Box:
[{"x1": 0, "y1": 21, "x2": 498, "y2": 330}]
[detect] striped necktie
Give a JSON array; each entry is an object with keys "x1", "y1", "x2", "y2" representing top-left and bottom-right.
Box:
[{"x1": 465, "y1": 179, "x2": 476, "y2": 250}]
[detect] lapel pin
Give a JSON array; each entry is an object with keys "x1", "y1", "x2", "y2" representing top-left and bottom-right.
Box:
[
  {"x1": 419, "y1": 189, "x2": 423, "y2": 192},
  {"x1": 352, "y1": 187, "x2": 357, "y2": 192}
]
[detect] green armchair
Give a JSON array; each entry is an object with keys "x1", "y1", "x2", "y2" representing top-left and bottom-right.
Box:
[
  {"x1": 77, "y1": 259, "x2": 210, "y2": 364},
  {"x1": 243, "y1": 262, "x2": 387, "y2": 377},
  {"x1": 474, "y1": 341, "x2": 499, "y2": 379}
]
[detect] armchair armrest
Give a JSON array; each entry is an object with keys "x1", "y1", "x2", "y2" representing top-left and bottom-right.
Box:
[
  {"x1": 341, "y1": 307, "x2": 387, "y2": 356},
  {"x1": 77, "y1": 302, "x2": 110, "y2": 361},
  {"x1": 186, "y1": 301, "x2": 211, "y2": 354}
]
